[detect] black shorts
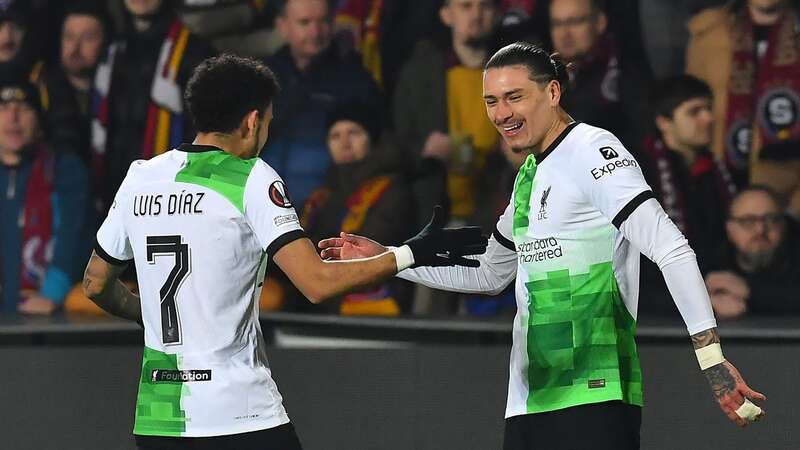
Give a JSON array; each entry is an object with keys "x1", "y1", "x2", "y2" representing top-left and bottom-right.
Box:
[
  {"x1": 135, "y1": 423, "x2": 303, "y2": 450},
  {"x1": 503, "y1": 401, "x2": 641, "y2": 450}
]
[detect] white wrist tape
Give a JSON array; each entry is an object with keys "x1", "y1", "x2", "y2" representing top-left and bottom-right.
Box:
[
  {"x1": 695, "y1": 343, "x2": 725, "y2": 370},
  {"x1": 390, "y1": 245, "x2": 415, "y2": 272},
  {"x1": 735, "y1": 399, "x2": 763, "y2": 421}
]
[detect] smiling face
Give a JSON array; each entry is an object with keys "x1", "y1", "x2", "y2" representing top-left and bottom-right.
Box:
[
  {"x1": 0, "y1": 20, "x2": 24, "y2": 63},
  {"x1": 483, "y1": 65, "x2": 560, "y2": 153}
]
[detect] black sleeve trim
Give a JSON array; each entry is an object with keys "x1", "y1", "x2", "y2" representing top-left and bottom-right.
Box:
[
  {"x1": 493, "y1": 226, "x2": 516, "y2": 252},
  {"x1": 94, "y1": 238, "x2": 133, "y2": 266},
  {"x1": 612, "y1": 190, "x2": 657, "y2": 228},
  {"x1": 266, "y1": 229, "x2": 307, "y2": 257}
]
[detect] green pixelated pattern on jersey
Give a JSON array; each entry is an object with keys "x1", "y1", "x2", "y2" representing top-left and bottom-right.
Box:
[
  {"x1": 513, "y1": 155, "x2": 536, "y2": 238},
  {"x1": 134, "y1": 347, "x2": 189, "y2": 436},
  {"x1": 524, "y1": 261, "x2": 643, "y2": 413},
  {"x1": 175, "y1": 151, "x2": 257, "y2": 213}
]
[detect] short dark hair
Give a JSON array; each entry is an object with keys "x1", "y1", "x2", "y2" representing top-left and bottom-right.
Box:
[
  {"x1": 485, "y1": 42, "x2": 571, "y2": 95},
  {"x1": 729, "y1": 185, "x2": 785, "y2": 217},
  {"x1": 651, "y1": 75, "x2": 712, "y2": 120},
  {"x1": 185, "y1": 54, "x2": 280, "y2": 133},
  {"x1": 63, "y1": 1, "x2": 112, "y2": 39}
]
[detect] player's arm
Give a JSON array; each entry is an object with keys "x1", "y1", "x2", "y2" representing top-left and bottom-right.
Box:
[
  {"x1": 276, "y1": 206, "x2": 489, "y2": 303},
  {"x1": 319, "y1": 203, "x2": 518, "y2": 295},
  {"x1": 573, "y1": 133, "x2": 766, "y2": 426},
  {"x1": 82, "y1": 252, "x2": 142, "y2": 324}
]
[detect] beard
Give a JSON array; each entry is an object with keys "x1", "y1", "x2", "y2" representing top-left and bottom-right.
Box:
[
  {"x1": 738, "y1": 245, "x2": 781, "y2": 272},
  {"x1": 64, "y1": 62, "x2": 95, "y2": 79}
]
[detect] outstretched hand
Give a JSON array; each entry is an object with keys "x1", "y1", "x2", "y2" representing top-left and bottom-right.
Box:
[
  {"x1": 319, "y1": 233, "x2": 387, "y2": 261},
  {"x1": 403, "y1": 206, "x2": 488, "y2": 268}
]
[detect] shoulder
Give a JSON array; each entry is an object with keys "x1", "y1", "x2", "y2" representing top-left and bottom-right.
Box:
[
  {"x1": 562, "y1": 123, "x2": 640, "y2": 175},
  {"x1": 687, "y1": 5, "x2": 733, "y2": 37}
]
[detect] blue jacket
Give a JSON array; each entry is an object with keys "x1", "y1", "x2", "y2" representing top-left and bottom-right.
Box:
[
  {"x1": 0, "y1": 147, "x2": 90, "y2": 312},
  {"x1": 263, "y1": 45, "x2": 382, "y2": 208}
]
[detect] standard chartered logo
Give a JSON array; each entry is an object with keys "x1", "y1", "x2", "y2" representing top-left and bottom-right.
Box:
[
  {"x1": 591, "y1": 158, "x2": 638, "y2": 180},
  {"x1": 517, "y1": 237, "x2": 563, "y2": 262}
]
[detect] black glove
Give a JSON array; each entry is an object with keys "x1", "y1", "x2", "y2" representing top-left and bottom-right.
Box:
[{"x1": 404, "y1": 206, "x2": 488, "y2": 267}]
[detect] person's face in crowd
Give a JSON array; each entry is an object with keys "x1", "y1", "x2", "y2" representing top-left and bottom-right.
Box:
[
  {"x1": 328, "y1": 120, "x2": 371, "y2": 164},
  {"x1": 549, "y1": 0, "x2": 607, "y2": 62},
  {"x1": 440, "y1": 0, "x2": 497, "y2": 48},
  {"x1": 483, "y1": 65, "x2": 561, "y2": 154},
  {"x1": 656, "y1": 96, "x2": 713, "y2": 152},
  {"x1": 61, "y1": 15, "x2": 105, "y2": 80},
  {"x1": 277, "y1": 0, "x2": 332, "y2": 64},
  {"x1": 747, "y1": 0, "x2": 787, "y2": 25},
  {"x1": 0, "y1": 101, "x2": 39, "y2": 154},
  {"x1": 0, "y1": 20, "x2": 25, "y2": 63},
  {"x1": 726, "y1": 190, "x2": 786, "y2": 270},
  {"x1": 124, "y1": 0, "x2": 163, "y2": 17}
]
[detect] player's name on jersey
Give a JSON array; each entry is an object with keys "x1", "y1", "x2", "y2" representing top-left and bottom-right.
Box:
[{"x1": 133, "y1": 191, "x2": 205, "y2": 217}]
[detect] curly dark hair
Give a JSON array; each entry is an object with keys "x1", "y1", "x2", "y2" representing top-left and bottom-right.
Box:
[{"x1": 185, "y1": 54, "x2": 280, "y2": 134}]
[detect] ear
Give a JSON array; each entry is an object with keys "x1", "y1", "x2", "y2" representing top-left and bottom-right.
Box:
[
  {"x1": 654, "y1": 115, "x2": 671, "y2": 135},
  {"x1": 595, "y1": 11, "x2": 608, "y2": 35},
  {"x1": 276, "y1": 14, "x2": 289, "y2": 39},
  {"x1": 439, "y1": 4, "x2": 453, "y2": 27},
  {"x1": 242, "y1": 110, "x2": 260, "y2": 138},
  {"x1": 548, "y1": 80, "x2": 562, "y2": 107}
]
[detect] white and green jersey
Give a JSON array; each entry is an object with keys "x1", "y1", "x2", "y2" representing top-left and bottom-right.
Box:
[
  {"x1": 399, "y1": 123, "x2": 707, "y2": 418},
  {"x1": 495, "y1": 123, "x2": 650, "y2": 417},
  {"x1": 95, "y1": 144, "x2": 305, "y2": 437}
]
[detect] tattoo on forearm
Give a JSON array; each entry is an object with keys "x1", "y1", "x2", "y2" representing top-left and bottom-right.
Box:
[
  {"x1": 704, "y1": 363, "x2": 737, "y2": 400},
  {"x1": 691, "y1": 328, "x2": 720, "y2": 349}
]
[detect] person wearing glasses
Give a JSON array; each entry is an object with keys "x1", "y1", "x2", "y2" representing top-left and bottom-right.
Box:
[{"x1": 705, "y1": 185, "x2": 800, "y2": 319}]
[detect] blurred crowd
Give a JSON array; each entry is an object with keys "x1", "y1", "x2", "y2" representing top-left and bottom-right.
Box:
[{"x1": 1, "y1": 0, "x2": 798, "y2": 321}]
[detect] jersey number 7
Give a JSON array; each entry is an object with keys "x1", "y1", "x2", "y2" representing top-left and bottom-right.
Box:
[{"x1": 146, "y1": 235, "x2": 191, "y2": 345}]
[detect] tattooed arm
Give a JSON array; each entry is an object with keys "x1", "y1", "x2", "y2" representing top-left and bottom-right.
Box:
[
  {"x1": 690, "y1": 328, "x2": 767, "y2": 427},
  {"x1": 82, "y1": 252, "x2": 142, "y2": 324}
]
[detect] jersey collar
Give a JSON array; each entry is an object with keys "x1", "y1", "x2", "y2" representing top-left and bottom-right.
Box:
[
  {"x1": 177, "y1": 143, "x2": 223, "y2": 153},
  {"x1": 533, "y1": 121, "x2": 579, "y2": 164}
]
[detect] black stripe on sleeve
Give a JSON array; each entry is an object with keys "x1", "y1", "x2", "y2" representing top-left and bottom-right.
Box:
[
  {"x1": 493, "y1": 226, "x2": 516, "y2": 252},
  {"x1": 266, "y1": 229, "x2": 307, "y2": 257},
  {"x1": 612, "y1": 190, "x2": 657, "y2": 228},
  {"x1": 94, "y1": 238, "x2": 133, "y2": 266}
]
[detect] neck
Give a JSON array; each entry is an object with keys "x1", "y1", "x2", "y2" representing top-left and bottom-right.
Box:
[
  {"x1": 453, "y1": 38, "x2": 487, "y2": 69},
  {"x1": 748, "y1": 1, "x2": 785, "y2": 26},
  {"x1": 663, "y1": 134, "x2": 698, "y2": 165},
  {"x1": 0, "y1": 149, "x2": 22, "y2": 166},
  {"x1": 291, "y1": 49, "x2": 315, "y2": 72},
  {"x1": 67, "y1": 73, "x2": 91, "y2": 92},
  {"x1": 530, "y1": 110, "x2": 574, "y2": 155},
  {"x1": 133, "y1": 17, "x2": 152, "y2": 32},
  {"x1": 193, "y1": 133, "x2": 253, "y2": 159}
]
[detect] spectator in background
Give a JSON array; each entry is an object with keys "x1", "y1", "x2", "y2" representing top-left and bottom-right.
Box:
[
  {"x1": 706, "y1": 186, "x2": 800, "y2": 318},
  {"x1": 687, "y1": 0, "x2": 800, "y2": 213},
  {"x1": 91, "y1": 0, "x2": 214, "y2": 212},
  {"x1": 0, "y1": 1, "x2": 40, "y2": 85},
  {"x1": 393, "y1": 0, "x2": 500, "y2": 223},
  {"x1": 40, "y1": 3, "x2": 110, "y2": 159},
  {"x1": 549, "y1": 0, "x2": 650, "y2": 144},
  {"x1": 295, "y1": 101, "x2": 414, "y2": 315},
  {"x1": 264, "y1": 0, "x2": 381, "y2": 210},
  {"x1": 638, "y1": 75, "x2": 736, "y2": 316},
  {"x1": 0, "y1": 82, "x2": 89, "y2": 315}
]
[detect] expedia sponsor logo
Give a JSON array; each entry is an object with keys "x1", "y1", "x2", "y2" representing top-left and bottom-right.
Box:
[
  {"x1": 517, "y1": 237, "x2": 563, "y2": 262},
  {"x1": 591, "y1": 158, "x2": 638, "y2": 180},
  {"x1": 150, "y1": 369, "x2": 212, "y2": 383}
]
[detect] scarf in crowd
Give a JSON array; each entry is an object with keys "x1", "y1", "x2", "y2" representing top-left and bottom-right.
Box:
[
  {"x1": 302, "y1": 175, "x2": 399, "y2": 315},
  {"x1": 19, "y1": 146, "x2": 55, "y2": 294},
  {"x1": 572, "y1": 32, "x2": 621, "y2": 107},
  {"x1": 724, "y1": 8, "x2": 800, "y2": 172},
  {"x1": 335, "y1": 0, "x2": 384, "y2": 86},
  {"x1": 91, "y1": 20, "x2": 189, "y2": 187},
  {"x1": 643, "y1": 136, "x2": 736, "y2": 236}
]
